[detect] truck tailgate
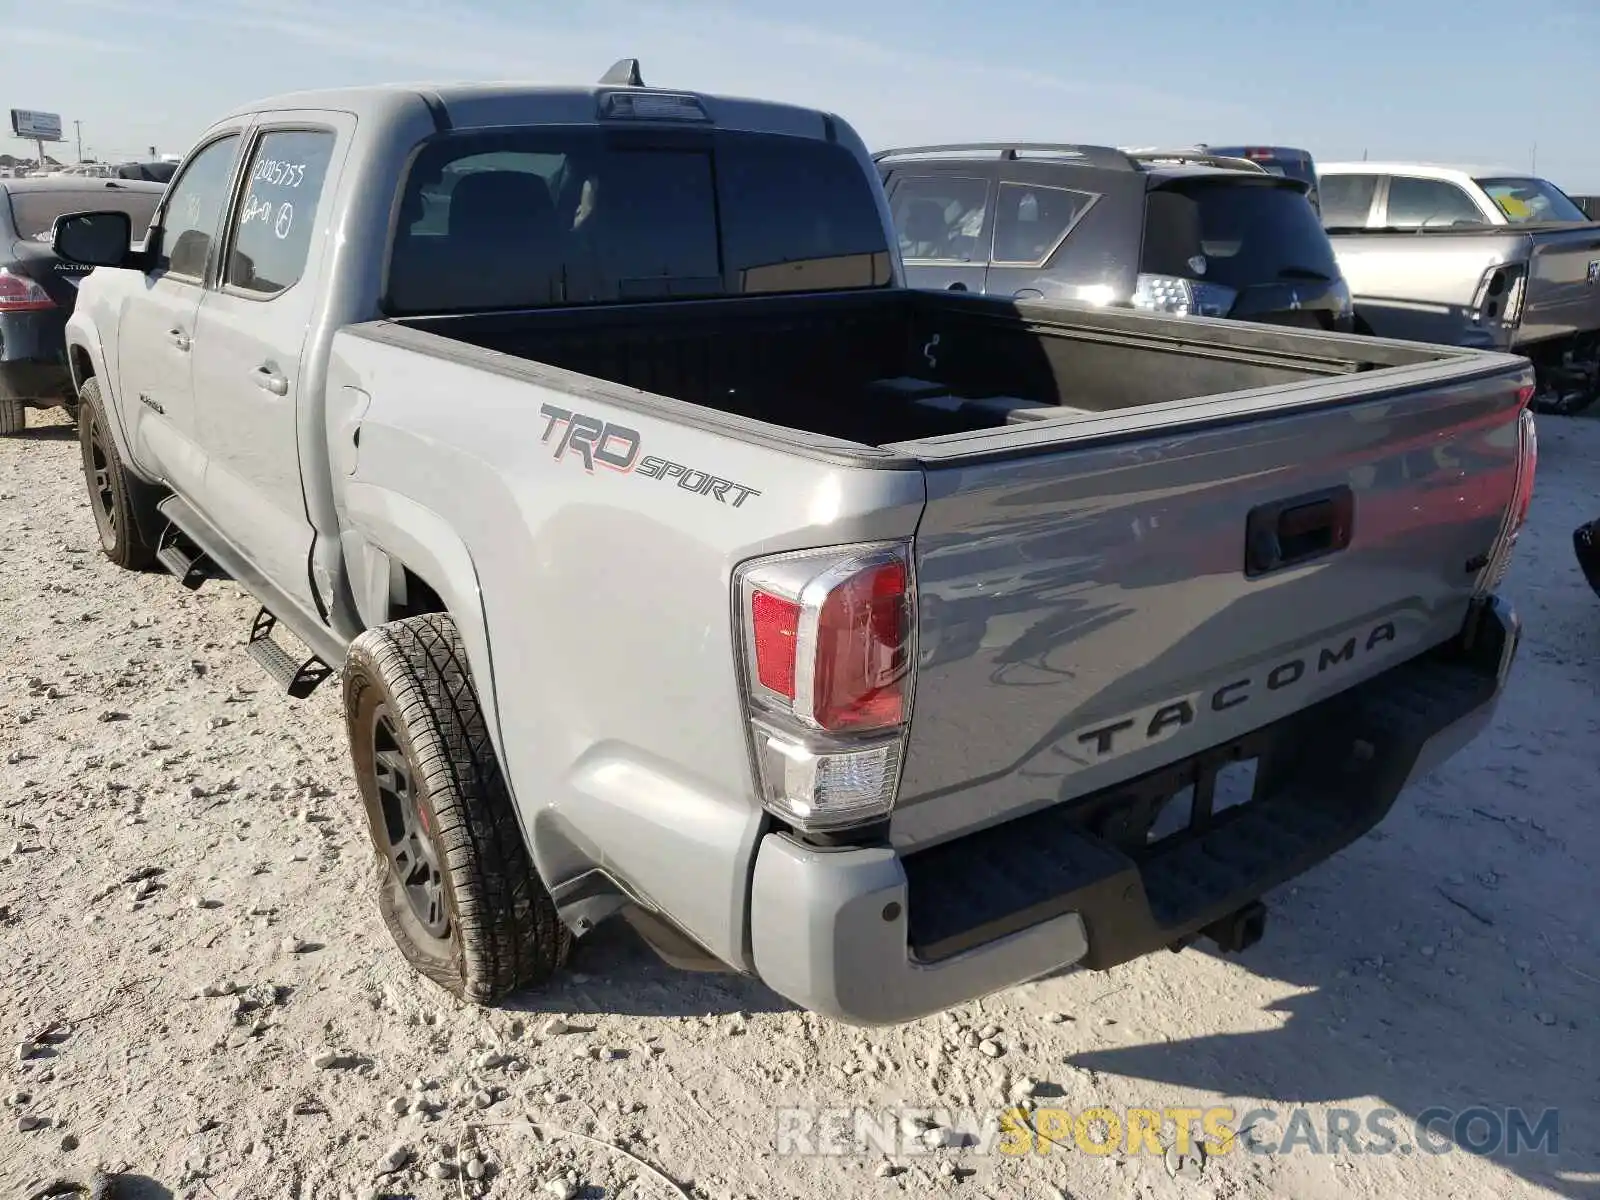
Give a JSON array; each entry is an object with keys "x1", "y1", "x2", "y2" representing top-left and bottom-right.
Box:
[
  {"x1": 1521, "y1": 225, "x2": 1600, "y2": 344},
  {"x1": 890, "y1": 360, "x2": 1530, "y2": 851}
]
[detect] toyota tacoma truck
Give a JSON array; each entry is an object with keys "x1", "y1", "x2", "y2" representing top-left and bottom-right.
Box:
[
  {"x1": 52, "y1": 61, "x2": 1534, "y2": 1026},
  {"x1": 1319, "y1": 161, "x2": 1600, "y2": 414}
]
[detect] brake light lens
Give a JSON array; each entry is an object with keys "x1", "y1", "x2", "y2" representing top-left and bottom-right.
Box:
[
  {"x1": 1132, "y1": 273, "x2": 1237, "y2": 318},
  {"x1": 737, "y1": 542, "x2": 915, "y2": 831},
  {"x1": 0, "y1": 267, "x2": 55, "y2": 312},
  {"x1": 1471, "y1": 264, "x2": 1525, "y2": 328},
  {"x1": 1477, "y1": 396, "x2": 1537, "y2": 594}
]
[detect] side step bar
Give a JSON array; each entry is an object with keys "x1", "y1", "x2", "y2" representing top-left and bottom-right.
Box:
[
  {"x1": 155, "y1": 522, "x2": 218, "y2": 590},
  {"x1": 247, "y1": 608, "x2": 334, "y2": 699},
  {"x1": 153, "y1": 495, "x2": 348, "y2": 701}
]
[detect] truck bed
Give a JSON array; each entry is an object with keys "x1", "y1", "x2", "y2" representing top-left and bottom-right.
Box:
[{"x1": 390, "y1": 289, "x2": 1463, "y2": 449}]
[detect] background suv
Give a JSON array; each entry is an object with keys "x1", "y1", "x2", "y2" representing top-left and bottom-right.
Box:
[{"x1": 874, "y1": 142, "x2": 1353, "y2": 331}]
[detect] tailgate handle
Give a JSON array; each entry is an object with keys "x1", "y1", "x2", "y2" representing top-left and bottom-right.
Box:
[{"x1": 1245, "y1": 485, "x2": 1354, "y2": 577}]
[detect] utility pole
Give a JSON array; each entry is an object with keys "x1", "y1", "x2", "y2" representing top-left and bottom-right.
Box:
[
  {"x1": 74, "y1": 120, "x2": 82, "y2": 163},
  {"x1": 1530, "y1": 143, "x2": 1537, "y2": 174}
]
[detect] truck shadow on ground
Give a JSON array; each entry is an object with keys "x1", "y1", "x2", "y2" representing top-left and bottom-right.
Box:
[
  {"x1": 16, "y1": 421, "x2": 76, "y2": 442},
  {"x1": 1064, "y1": 847, "x2": 1595, "y2": 1199},
  {"x1": 503, "y1": 919, "x2": 798, "y2": 1019}
]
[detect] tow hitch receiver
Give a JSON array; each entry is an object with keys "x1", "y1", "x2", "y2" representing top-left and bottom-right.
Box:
[{"x1": 1200, "y1": 900, "x2": 1268, "y2": 954}]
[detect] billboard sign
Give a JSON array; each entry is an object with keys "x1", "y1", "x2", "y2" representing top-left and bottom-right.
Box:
[{"x1": 11, "y1": 110, "x2": 63, "y2": 141}]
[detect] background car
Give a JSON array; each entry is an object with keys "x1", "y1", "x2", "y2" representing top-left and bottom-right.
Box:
[
  {"x1": 0, "y1": 176, "x2": 164, "y2": 433},
  {"x1": 113, "y1": 160, "x2": 179, "y2": 184},
  {"x1": 1193, "y1": 145, "x2": 1320, "y2": 213},
  {"x1": 874, "y1": 142, "x2": 1353, "y2": 331}
]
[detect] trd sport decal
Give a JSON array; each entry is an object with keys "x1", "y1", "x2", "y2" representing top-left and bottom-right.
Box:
[{"x1": 538, "y1": 403, "x2": 763, "y2": 508}]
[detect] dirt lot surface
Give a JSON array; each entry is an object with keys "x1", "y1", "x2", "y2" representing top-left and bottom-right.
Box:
[{"x1": 2, "y1": 408, "x2": 1596, "y2": 1200}]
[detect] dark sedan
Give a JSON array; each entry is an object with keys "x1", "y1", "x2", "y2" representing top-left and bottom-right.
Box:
[{"x1": 0, "y1": 176, "x2": 164, "y2": 434}]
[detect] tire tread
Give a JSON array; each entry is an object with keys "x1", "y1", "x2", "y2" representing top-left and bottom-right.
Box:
[{"x1": 344, "y1": 613, "x2": 568, "y2": 1002}]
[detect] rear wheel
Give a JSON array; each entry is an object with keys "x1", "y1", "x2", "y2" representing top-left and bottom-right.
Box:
[
  {"x1": 0, "y1": 399, "x2": 22, "y2": 435},
  {"x1": 343, "y1": 613, "x2": 570, "y2": 1003},
  {"x1": 77, "y1": 379, "x2": 159, "y2": 571}
]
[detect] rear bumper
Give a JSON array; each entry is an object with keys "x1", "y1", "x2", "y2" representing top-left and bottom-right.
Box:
[
  {"x1": 0, "y1": 309, "x2": 72, "y2": 405},
  {"x1": 1576, "y1": 519, "x2": 1600, "y2": 599},
  {"x1": 749, "y1": 595, "x2": 1519, "y2": 1026}
]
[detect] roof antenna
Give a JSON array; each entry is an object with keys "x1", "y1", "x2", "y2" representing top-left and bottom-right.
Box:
[{"x1": 599, "y1": 58, "x2": 645, "y2": 87}]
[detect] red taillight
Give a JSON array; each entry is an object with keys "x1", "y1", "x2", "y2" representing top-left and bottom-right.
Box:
[
  {"x1": 0, "y1": 268, "x2": 55, "y2": 312},
  {"x1": 747, "y1": 553, "x2": 912, "y2": 733},
  {"x1": 751, "y1": 590, "x2": 800, "y2": 699},
  {"x1": 1478, "y1": 403, "x2": 1537, "y2": 594},
  {"x1": 1512, "y1": 407, "x2": 1538, "y2": 527},
  {"x1": 813, "y1": 559, "x2": 909, "y2": 731},
  {"x1": 737, "y1": 543, "x2": 916, "y2": 832}
]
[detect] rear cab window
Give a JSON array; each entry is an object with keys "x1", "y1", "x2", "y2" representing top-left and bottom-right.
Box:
[
  {"x1": 385, "y1": 127, "x2": 892, "y2": 314},
  {"x1": 7, "y1": 188, "x2": 162, "y2": 243},
  {"x1": 1141, "y1": 179, "x2": 1340, "y2": 289}
]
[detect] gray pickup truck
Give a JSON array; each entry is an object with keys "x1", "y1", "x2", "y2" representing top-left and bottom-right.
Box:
[
  {"x1": 54, "y1": 63, "x2": 1534, "y2": 1026},
  {"x1": 1319, "y1": 162, "x2": 1600, "y2": 414}
]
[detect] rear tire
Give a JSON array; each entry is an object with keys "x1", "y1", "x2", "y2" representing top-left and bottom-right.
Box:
[
  {"x1": 0, "y1": 399, "x2": 22, "y2": 435},
  {"x1": 77, "y1": 379, "x2": 159, "y2": 571},
  {"x1": 343, "y1": 613, "x2": 570, "y2": 1003}
]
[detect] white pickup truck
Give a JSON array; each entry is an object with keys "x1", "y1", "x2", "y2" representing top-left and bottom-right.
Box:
[{"x1": 51, "y1": 64, "x2": 1534, "y2": 1025}]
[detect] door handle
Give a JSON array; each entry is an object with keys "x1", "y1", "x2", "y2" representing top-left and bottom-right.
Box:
[
  {"x1": 946, "y1": 282, "x2": 969, "y2": 292},
  {"x1": 1014, "y1": 288, "x2": 1044, "y2": 300},
  {"x1": 254, "y1": 366, "x2": 289, "y2": 396},
  {"x1": 1244, "y1": 485, "x2": 1355, "y2": 577},
  {"x1": 168, "y1": 329, "x2": 190, "y2": 351}
]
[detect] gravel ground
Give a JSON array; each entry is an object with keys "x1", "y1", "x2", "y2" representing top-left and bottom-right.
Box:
[{"x1": 1, "y1": 407, "x2": 1596, "y2": 1200}]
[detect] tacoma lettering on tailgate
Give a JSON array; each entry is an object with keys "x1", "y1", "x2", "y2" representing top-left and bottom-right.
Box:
[
  {"x1": 538, "y1": 403, "x2": 762, "y2": 508},
  {"x1": 1074, "y1": 620, "x2": 1400, "y2": 760}
]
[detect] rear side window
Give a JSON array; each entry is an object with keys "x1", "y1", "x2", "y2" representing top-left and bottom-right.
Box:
[
  {"x1": 225, "y1": 129, "x2": 338, "y2": 297},
  {"x1": 1319, "y1": 174, "x2": 1379, "y2": 227},
  {"x1": 1384, "y1": 177, "x2": 1484, "y2": 228},
  {"x1": 886, "y1": 175, "x2": 991, "y2": 263},
  {"x1": 992, "y1": 182, "x2": 1095, "y2": 264},
  {"x1": 1142, "y1": 181, "x2": 1340, "y2": 289},
  {"x1": 386, "y1": 128, "x2": 891, "y2": 315},
  {"x1": 6, "y1": 188, "x2": 162, "y2": 242}
]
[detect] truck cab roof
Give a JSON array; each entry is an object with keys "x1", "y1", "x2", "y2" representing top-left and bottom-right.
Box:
[
  {"x1": 216, "y1": 79, "x2": 845, "y2": 142},
  {"x1": 1318, "y1": 162, "x2": 1520, "y2": 182}
]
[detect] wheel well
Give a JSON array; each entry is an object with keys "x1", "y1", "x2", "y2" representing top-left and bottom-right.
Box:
[
  {"x1": 389, "y1": 566, "x2": 446, "y2": 621},
  {"x1": 70, "y1": 346, "x2": 94, "y2": 392}
]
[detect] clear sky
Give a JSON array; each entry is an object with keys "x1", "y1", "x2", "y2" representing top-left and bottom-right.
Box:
[{"x1": 8, "y1": 0, "x2": 1599, "y2": 190}]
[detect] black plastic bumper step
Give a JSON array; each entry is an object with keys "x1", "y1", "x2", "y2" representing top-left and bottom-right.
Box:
[
  {"x1": 903, "y1": 644, "x2": 1501, "y2": 970},
  {"x1": 246, "y1": 608, "x2": 333, "y2": 700},
  {"x1": 155, "y1": 522, "x2": 215, "y2": 590}
]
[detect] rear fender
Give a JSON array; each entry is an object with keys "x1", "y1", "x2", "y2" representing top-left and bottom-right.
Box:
[{"x1": 340, "y1": 482, "x2": 506, "y2": 757}]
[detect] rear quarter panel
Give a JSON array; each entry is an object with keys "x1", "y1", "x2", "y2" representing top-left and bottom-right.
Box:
[{"x1": 326, "y1": 324, "x2": 926, "y2": 969}]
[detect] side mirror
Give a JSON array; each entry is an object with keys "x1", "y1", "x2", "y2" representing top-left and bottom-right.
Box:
[{"x1": 53, "y1": 210, "x2": 135, "y2": 268}]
